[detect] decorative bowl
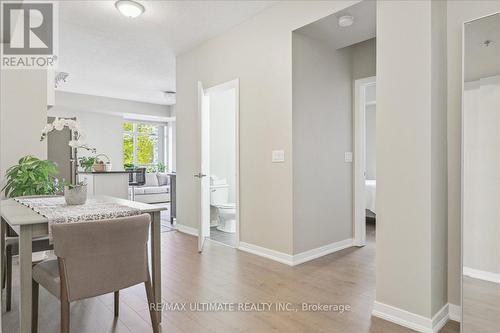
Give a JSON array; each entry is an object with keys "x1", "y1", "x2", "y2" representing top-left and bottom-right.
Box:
[{"x1": 64, "y1": 185, "x2": 87, "y2": 205}]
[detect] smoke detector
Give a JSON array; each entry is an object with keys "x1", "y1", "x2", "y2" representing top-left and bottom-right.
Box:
[{"x1": 338, "y1": 15, "x2": 354, "y2": 28}]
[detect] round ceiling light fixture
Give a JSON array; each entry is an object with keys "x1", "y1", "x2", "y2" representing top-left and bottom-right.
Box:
[
  {"x1": 338, "y1": 15, "x2": 354, "y2": 28},
  {"x1": 115, "y1": 0, "x2": 145, "y2": 18}
]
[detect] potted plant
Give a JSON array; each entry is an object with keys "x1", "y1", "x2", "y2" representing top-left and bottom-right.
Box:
[
  {"x1": 78, "y1": 156, "x2": 96, "y2": 172},
  {"x1": 63, "y1": 181, "x2": 87, "y2": 205},
  {"x1": 2, "y1": 155, "x2": 61, "y2": 198}
]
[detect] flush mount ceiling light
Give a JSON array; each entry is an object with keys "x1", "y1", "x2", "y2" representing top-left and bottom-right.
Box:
[
  {"x1": 115, "y1": 0, "x2": 145, "y2": 18},
  {"x1": 338, "y1": 15, "x2": 354, "y2": 28}
]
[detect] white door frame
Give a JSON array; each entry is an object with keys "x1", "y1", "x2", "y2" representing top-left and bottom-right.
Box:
[
  {"x1": 353, "y1": 76, "x2": 376, "y2": 247},
  {"x1": 199, "y1": 79, "x2": 240, "y2": 248},
  {"x1": 197, "y1": 82, "x2": 211, "y2": 252}
]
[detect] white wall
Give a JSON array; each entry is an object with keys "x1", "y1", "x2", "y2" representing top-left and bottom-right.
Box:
[
  {"x1": 48, "y1": 106, "x2": 125, "y2": 169},
  {"x1": 376, "y1": 0, "x2": 447, "y2": 319},
  {"x1": 463, "y1": 77, "x2": 500, "y2": 275},
  {"x1": 1, "y1": 69, "x2": 48, "y2": 192},
  {"x1": 292, "y1": 32, "x2": 353, "y2": 254},
  {"x1": 176, "y1": 0, "x2": 361, "y2": 255},
  {"x1": 49, "y1": 91, "x2": 172, "y2": 170},
  {"x1": 446, "y1": 0, "x2": 500, "y2": 307},
  {"x1": 351, "y1": 38, "x2": 376, "y2": 81},
  {"x1": 209, "y1": 88, "x2": 236, "y2": 202}
]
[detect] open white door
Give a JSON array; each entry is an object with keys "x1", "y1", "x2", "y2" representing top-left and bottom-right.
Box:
[
  {"x1": 353, "y1": 76, "x2": 376, "y2": 247},
  {"x1": 197, "y1": 82, "x2": 211, "y2": 252}
]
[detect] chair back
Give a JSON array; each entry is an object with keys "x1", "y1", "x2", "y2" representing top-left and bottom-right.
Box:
[
  {"x1": 52, "y1": 214, "x2": 150, "y2": 301},
  {"x1": 128, "y1": 167, "x2": 146, "y2": 186}
]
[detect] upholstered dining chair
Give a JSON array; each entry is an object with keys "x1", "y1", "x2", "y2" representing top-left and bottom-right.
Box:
[{"x1": 31, "y1": 214, "x2": 159, "y2": 333}]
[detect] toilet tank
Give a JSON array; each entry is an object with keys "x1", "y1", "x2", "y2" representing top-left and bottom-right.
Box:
[{"x1": 210, "y1": 185, "x2": 229, "y2": 205}]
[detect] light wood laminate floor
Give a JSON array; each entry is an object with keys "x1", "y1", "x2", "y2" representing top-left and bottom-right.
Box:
[
  {"x1": 2, "y1": 223, "x2": 459, "y2": 332},
  {"x1": 463, "y1": 276, "x2": 500, "y2": 332}
]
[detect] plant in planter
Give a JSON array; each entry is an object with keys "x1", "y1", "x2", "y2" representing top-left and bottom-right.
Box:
[
  {"x1": 2, "y1": 155, "x2": 61, "y2": 198},
  {"x1": 40, "y1": 118, "x2": 96, "y2": 152},
  {"x1": 63, "y1": 180, "x2": 88, "y2": 205},
  {"x1": 78, "y1": 156, "x2": 96, "y2": 172}
]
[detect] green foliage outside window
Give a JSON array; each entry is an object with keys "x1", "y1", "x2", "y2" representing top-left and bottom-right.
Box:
[{"x1": 123, "y1": 122, "x2": 161, "y2": 168}]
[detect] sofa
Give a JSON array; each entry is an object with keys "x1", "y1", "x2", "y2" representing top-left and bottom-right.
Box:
[{"x1": 130, "y1": 172, "x2": 171, "y2": 204}]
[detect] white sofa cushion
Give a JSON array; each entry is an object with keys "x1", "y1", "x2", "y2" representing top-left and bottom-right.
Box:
[
  {"x1": 133, "y1": 185, "x2": 169, "y2": 195},
  {"x1": 144, "y1": 173, "x2": 159, "y2": 187},
  {"x1": 157, "y1": 172, "x2": 170, "y2": 186}
]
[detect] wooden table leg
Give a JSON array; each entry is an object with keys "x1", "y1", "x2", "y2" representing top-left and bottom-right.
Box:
[
  {"x1": 19, "y1": 224, "x2": 33, "y2": 333},
  {"x1": 150, "y1": 211, "x2": 162, "y2": 323}
]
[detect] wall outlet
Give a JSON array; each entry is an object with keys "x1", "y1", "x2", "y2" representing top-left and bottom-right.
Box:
[
  {"x1": 344, "y1": 152, "x2": 353, "y2": 163},
  {"x1": 272, "y1": 150, "x2": 285, "y2": 163}
]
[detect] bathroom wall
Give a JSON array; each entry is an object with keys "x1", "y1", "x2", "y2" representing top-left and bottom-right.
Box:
[{"x1": 209, "y1": 88, "x2": 236, "y2": 202}]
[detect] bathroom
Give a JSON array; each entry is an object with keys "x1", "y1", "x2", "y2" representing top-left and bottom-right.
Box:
[{"x1": 208, "y1": 84, "x2": 237, "y2": 247}]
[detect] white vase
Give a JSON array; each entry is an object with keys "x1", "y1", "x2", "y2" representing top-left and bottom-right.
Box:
[{"x1": 64, "y1": 185, "x2": 87, "y2": 205}]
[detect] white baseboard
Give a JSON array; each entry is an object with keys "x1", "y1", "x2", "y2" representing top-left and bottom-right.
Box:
[
  {"x1": 292, "y1": 238, "x2": 353, "y2": 265},
  {"x1": 448, "y1": 303, "x2": 461, "y2": 322},
  {"x1": 238, "y1": 242, "x2": 294, "y2": 265},
  {"x1": 238, "y1": 238, "x2": 353, "y2": 266},
  {"x1": 372, "y1": 302, "x2": 452, "y2": 333},
  {"x1": 175, "y1": 224, "x2": 198, "y2": 236},
  {"x1": 463, "y1": 266, "x2": 500, "y2": 284}
]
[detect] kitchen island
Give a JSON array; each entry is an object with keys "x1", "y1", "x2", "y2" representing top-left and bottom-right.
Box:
[{"x1": 78, "y1": 171, "x2": 132, "y2": 199}]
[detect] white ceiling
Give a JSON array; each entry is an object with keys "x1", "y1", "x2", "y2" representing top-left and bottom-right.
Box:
[
  {"x1": 56, "y1": 1, "x2": 275, "y2": 105},
  {"x1": 464, "y1": 13, "x2": 500, "y2": 82},
  {"x1": 295, "y1": 0, "x2": 376, "y2": 50}
]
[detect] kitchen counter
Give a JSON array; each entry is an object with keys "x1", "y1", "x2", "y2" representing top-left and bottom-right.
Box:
[{"x1": 78, "y1": 170, "x2": 133, "y2": 174}]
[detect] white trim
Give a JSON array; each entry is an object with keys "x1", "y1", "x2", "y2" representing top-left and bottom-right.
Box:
[
  {"x1": 448, "y1": 303, "x2": 461, "y2": 322},
  {"x1": 238, "y1": 242, "x2": 294, "y2": 266},
  {"x1": 292, "y1": 239, "x2": 353, "y2": 265},
  {"x1": 463, "y1": 267, "x2": 500, "y2": 284},
  {"x1": 238, "y1": 239, "x2": 354, "y2": 266},
  {"x1": 372, "y1": 302, "x2": 451, "y2": 333},
  {"x1": 353, "y1": 76, "x2": 376, "y2": 247},
  {"x1": 176, "y1": 224, "x2": 199, "y2": 237}
]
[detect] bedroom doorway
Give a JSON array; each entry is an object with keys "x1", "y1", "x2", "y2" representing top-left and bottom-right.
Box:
[{"x1": 354, "y1": 76, "x2": 376, "y2": 247}]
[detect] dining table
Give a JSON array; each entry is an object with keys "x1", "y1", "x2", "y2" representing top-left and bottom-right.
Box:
[{"x1": 0, "y1": 195, "x2": 165, "y2": 333}]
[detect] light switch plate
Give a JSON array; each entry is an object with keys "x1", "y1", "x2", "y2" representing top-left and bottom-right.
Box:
[
  {"x1": 344, "y1": 152, "x2": 353, "y2": 163},
  {"x1": 272, "y1": 150, "x2": 285, "y2": 163}
]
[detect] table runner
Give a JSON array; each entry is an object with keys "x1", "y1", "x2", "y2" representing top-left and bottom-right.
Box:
[{"x1": 14, "y1": 196, "x2": 141, "y2": 238}]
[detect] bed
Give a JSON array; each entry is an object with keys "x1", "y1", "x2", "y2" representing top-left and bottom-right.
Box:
[{"x1": 365, "y1": 179, "x2": 376, "y2": 214}]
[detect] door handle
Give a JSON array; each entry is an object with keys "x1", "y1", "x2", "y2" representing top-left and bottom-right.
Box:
[{"x1": 194, "y1": 173, "x2": 207, "y2": 178}]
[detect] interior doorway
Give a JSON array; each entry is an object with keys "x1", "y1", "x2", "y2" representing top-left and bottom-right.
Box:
[
  {"x1": 354, "y1": 76, "x2": 376, "y2": 246},
  {"x1": 197, "y1": 79, "x2": 240, "y2": 252}
]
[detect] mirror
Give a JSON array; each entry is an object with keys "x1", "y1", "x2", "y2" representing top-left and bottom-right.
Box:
[{"x1": 462, "y1": 12, "x2": 500, "y2": 333}]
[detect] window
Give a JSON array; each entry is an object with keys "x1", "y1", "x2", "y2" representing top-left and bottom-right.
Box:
[{"x1": 123, "y1": 122, "x2": 160, "y2": 168}]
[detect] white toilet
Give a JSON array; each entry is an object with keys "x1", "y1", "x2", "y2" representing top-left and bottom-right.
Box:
[{"x1": 210, "y1": 178, "x2": 236, "y2": 233}]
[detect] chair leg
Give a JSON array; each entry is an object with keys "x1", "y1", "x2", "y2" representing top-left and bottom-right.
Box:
[
  {"x1": 144, "y1": 280, "x2": 159, "y2": 333},
  {"x1": 32, "y1": 280, "x2": 39, "y2": 333},
  {"x1": 6, "y1": 246, "x2": 12, "y2": 311},
  {"x1": 60, "y1": 299, "x2": 70, "y2": 333},
  {"x1": 114, "y1": 291, "x2": 119, "y2": 317},
  {"x1": 2, "y1": 256, "x2": 5, "y2": 290}
]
